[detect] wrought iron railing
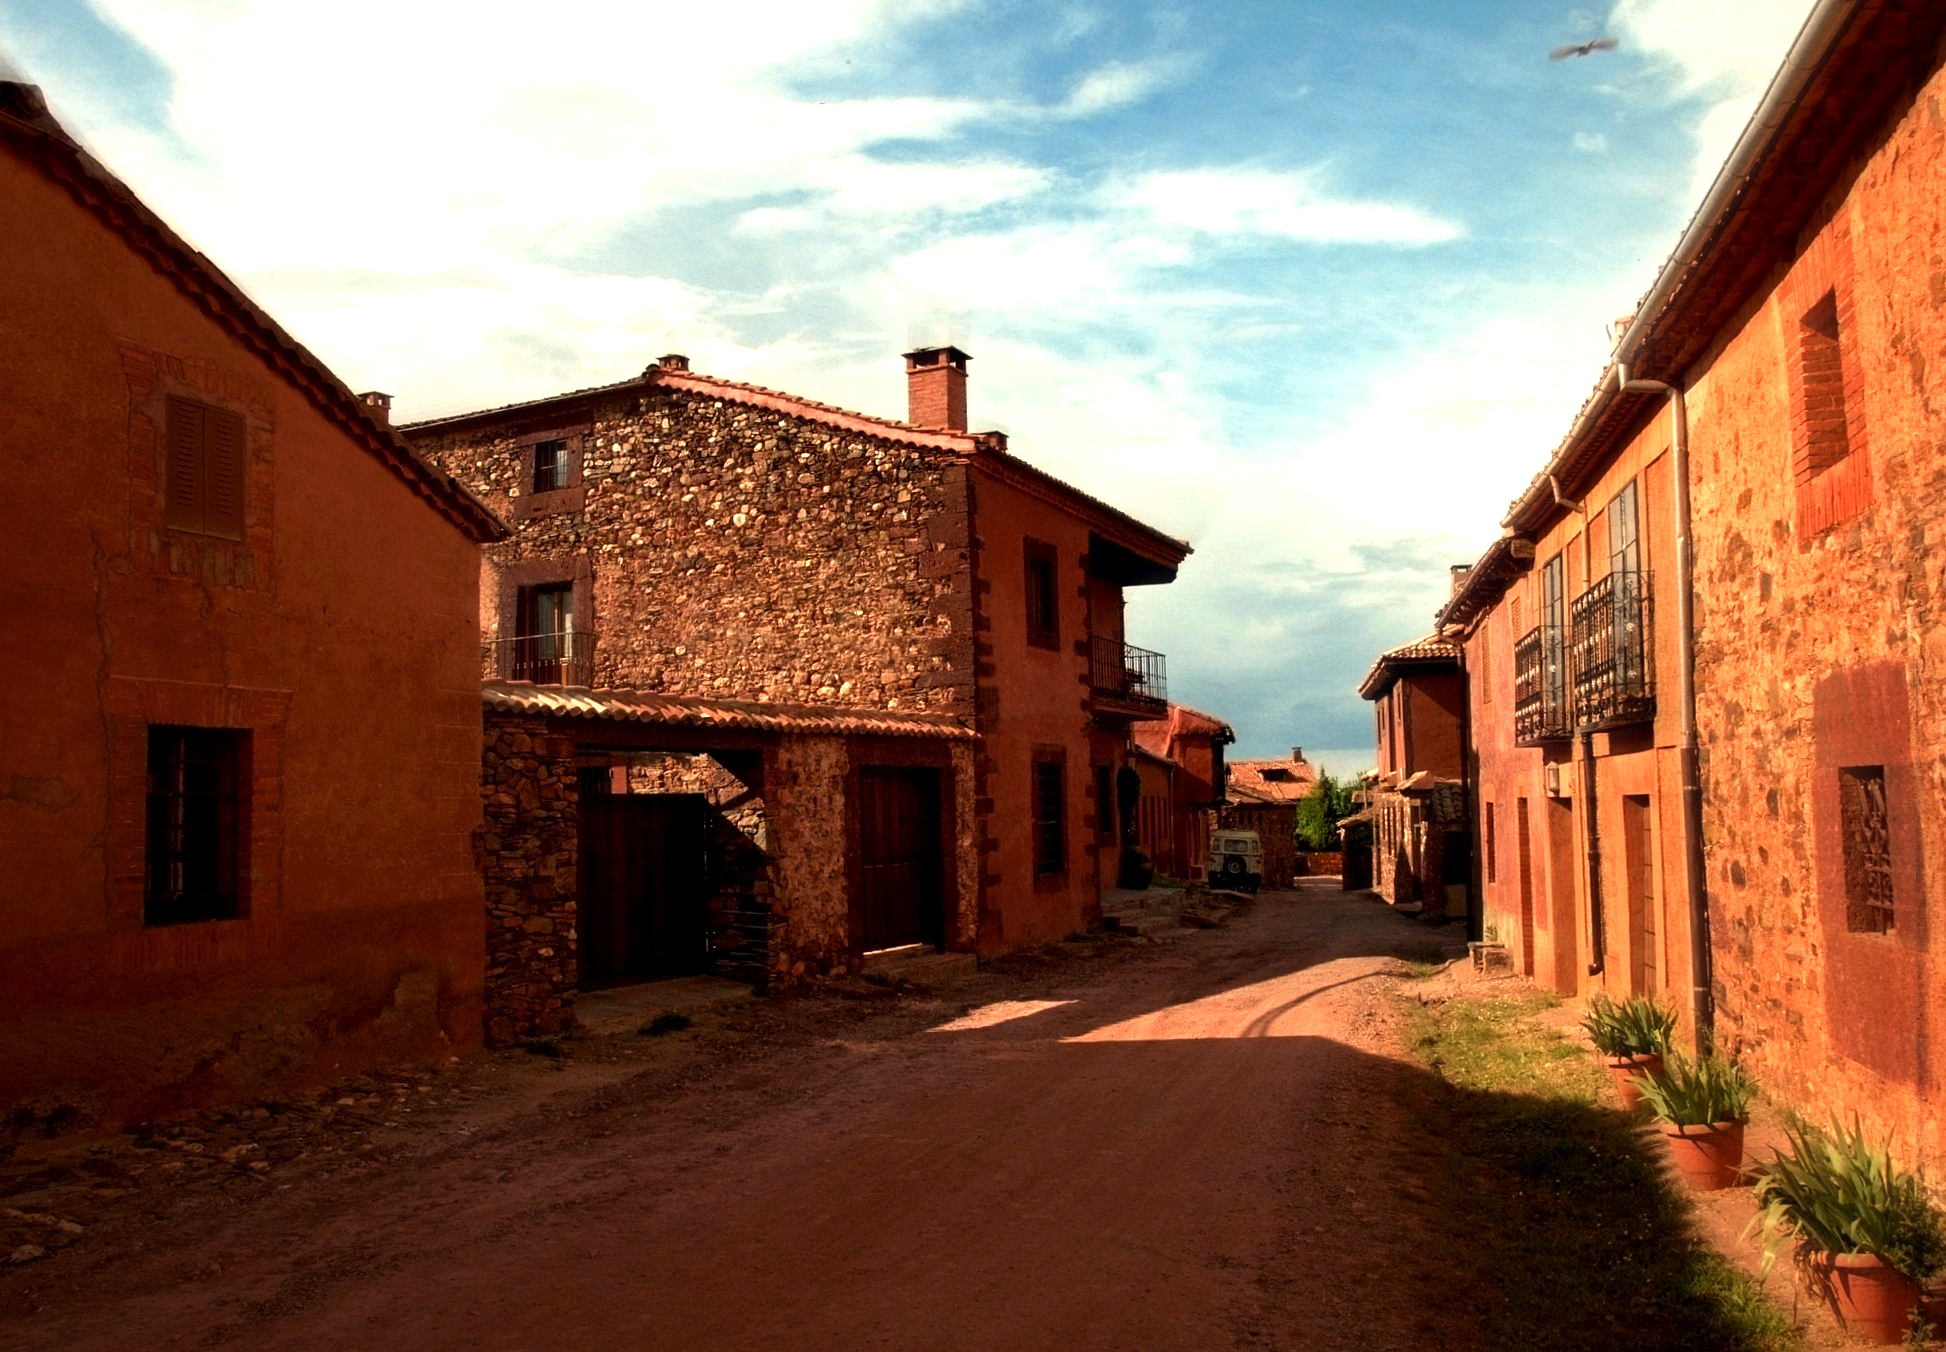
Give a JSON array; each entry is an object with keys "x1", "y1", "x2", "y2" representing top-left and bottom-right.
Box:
[
  {"x1": 1091, "y1": 637, "x2": 1167, "y2": 711},
  {"x1": 1513, "y1": 624, "x2": 1571, "y2": 744},
  {"x1": 1569, "y1": 571, "x2": 1654, "y2": 729},
  {"x1": 484, "y1": 628, "x2": 593, "y2": 687}
]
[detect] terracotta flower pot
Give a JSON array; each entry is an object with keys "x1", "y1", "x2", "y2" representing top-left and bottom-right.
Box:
[
  {"x1": 1805, "y1": 1251, "x2": 1919, "y2": 1345},
  {"x1": 1603, "y1": 1053, "x2": 1663, "y2": 1110},
  {"x1": 1660, "y1": 1119, "x2": 1745, "y2": 1190}
]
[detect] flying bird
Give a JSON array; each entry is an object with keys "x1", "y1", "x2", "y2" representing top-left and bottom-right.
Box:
[{"x1": 1551, "y1": 36, "x2": 1618, "y2": 60}]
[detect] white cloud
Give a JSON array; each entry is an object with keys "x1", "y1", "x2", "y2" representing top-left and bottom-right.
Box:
[
  {"x1": 1060, "y1": 56, "x2": 1191, "y2": 118},
  {"x1": 1573, "y1": 131, "x2": 1609, "y2": 154},
  {"x1": 1101, "y1": 168, "x2": 1462, "y2": 246}
]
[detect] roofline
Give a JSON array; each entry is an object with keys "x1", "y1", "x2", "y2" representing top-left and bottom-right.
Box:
[
  {"x1": 0, "y1": 83, "x2": 505, "y2": 545},
  {"x1": 406, "y1": 357, "x2": 1192, "y2": 569},
  {"x1": 1435, "y1": 532, "x2": 1536, "y2": 633},
  {"x1": 1499, "y1": 0, "x2": 1896, "y2": 535},
  {"x1": 482, "y1": 680, "x2": 979, "y2": 740}
]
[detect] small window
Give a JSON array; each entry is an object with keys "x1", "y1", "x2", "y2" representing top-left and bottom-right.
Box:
[
  {"x1": 513, "y1": 582, "x2": 577, "y2": 683},
  {"x1": 164, "y1": 396, "x2": 245, "y2": 540},
  {"x1": 1033, "y1": 756, "x2": 1066, "y2": 876},
  {"x1": 533, "y1": 438, "x2": 570, "y2": 494},
  {"x1": 1261, "y1": 768, "x2": 1293, "y2": 783},
  {"x1": 146, "y1": 726, "x2": 248, "y2": 926},
  {"x1": 1839, "y1": 765, "x2": 1893, "y2": 934},
  {"x1": 1798, "y1": 292, "x2": 1851, "y2": 476},
  {"x1": 1484, "y1": 801, "x2": 1497, "y2": 885},
  {"x1": 1024, "y1": 539, "x2": 1059, "y2": 650}
]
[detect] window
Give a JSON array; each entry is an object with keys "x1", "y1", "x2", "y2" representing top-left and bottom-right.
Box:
[
  {"x1": 1485, "y1": 801, "x2": 1497, "y2": 885},
  {"x1": 1839, "y1": 765, "x2": 1894, "y2": 934},
  {"x1": 1479, "y1": 614, "x2": 1493, "y2": 704},
  {"x1": 1033, "y1": 755, "x2": 1066, "y2": 876},
  {"x1": 1095, "y1": 764, "x2": 1114, "y2": 834},
  {"x1": 1797, "y1": 292, "x2": 1851, "y2": 476},
  {"x1": 1261, "y1": 767, "x2": 1293, "y2": 783},
  {"x1": 1024, "y1": 538, "x2": 1059, "y2": 650},
  {"x1": 164, "y1": 396, "x2": 245, "y2": 539},
  {"x1": 146, "y1": 726, "x2": 248, "y2": 926},
  {"x1": 532, "y1": 438, "x2": 570, "y2": 493},
  {"x1": 1541, "y1": 552, "x2": 1567, "y2": 727},
  {"x1": 514, "y1": 582, "x2": 576, "y2": 683}
]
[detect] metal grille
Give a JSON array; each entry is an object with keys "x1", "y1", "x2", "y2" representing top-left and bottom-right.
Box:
[
  {"x1": 484, "y1": 628, "x2": 593, "y2": 686},
  {"x1": 1513, "y1": 625, "x2": 1571, "y2": 743},
  {"x1": 1569, "y1": 571, "x2": 1654, "y2": 729},
  {"x1": 1090, "y1": 637, "x2": 1167, "y2": 711}
]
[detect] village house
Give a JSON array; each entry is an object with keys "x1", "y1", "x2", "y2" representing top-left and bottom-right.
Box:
[
  {"x1": 1437, "y1": 0, "x2": 1946, "y2": 1153},
  {"x1": 0, "y1": 83, "x2": 504, "y2": 1124},
  {"x1": 1222, "y1": 750, "x2": 1317, "y2": 888},
  {"x1": 1357, "y1": 635, "x2": 1468, "y2": 919},
  {"x1": 404, "y1": 347, "x2": 1187, "y2": 1027},
  {"x1": 1130, "y1": 703, "x2": 1235, "y2": 883}
]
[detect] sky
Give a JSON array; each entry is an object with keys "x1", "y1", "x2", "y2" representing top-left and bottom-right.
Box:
[{"x1": 1, "y1": 0, "x2": 1818, "y2": 775}]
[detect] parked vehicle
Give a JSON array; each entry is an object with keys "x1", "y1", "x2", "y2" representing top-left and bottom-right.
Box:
[{"x1": 1206, "y1": 830, "x2": 1262, "y2": 892}]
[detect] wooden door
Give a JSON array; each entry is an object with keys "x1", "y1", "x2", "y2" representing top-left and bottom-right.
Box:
[
  {"x1": 858, "y1": 768, "x2": 941, "y2": 952},
  {"x1": 1623, "y1": 795, "x2": 1657, "y2": 992},
  {"x1": 578, "y1": 793, "x2": 708, "y2": 989}
]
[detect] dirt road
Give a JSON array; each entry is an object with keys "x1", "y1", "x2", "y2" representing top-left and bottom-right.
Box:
[{"x1": 2, "y1": 883, "x2": 1463, "y2": 1351}]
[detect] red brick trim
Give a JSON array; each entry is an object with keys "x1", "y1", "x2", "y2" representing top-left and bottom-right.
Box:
[
  {"x1": 1779, "y1": 223, "x2": 1872, "y2": 539},
  {"x1": 102, "y1": 677, "x2": 289, "y2": 934},
  {"x1": 508, "y1": 424, "x2": 590, "y2": 522}
]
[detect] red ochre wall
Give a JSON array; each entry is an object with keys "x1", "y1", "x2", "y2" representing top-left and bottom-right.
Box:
[
  {"x1": 0, "y1": 136, "x2": 487, "y2": 1124},
  {"x1": 968, "y1": 469, "x2": 1104, "y2": 949}
]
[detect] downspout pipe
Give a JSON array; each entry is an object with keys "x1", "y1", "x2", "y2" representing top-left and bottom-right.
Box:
[
  {"x1": 1582, "y1": 725, "x2": 1606, "y2": 977},
  {"x1": 1617, "y1": 365, "x2": 1711, "y2": 1051}
]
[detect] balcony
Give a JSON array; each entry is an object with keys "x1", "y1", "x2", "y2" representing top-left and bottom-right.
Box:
[
  {"x1": 485, "y1": 628, "x2": 593, "y2": 687},
  {"x1": 1513, "y1": 624, "x2": 1571, "y2": 745},
  {"x1": 1091, "y1": 637, "x2": 1168, "y2": 718},
  {"x1": 1570, "y1": 570, "x2": 1654, "y2": 730}
]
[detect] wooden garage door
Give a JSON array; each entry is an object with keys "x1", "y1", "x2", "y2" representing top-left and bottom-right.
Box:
[
  {"x1": 858, "y1": 768, "x2": 942, "y2": 952},
  {"x1": 578, "y1": 793, "x2": 708, "y2": 989}
]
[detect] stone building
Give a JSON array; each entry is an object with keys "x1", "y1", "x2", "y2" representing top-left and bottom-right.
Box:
[
  {"x1": 1223, "y1": 750, "x2": 1317, "y2": 888},
  {"x1": 1438, "y1": 0, "x2": 1946, "y2": 1152},
  {"x1": 1358, "y1": 636, "x2": 1467, "y2": 918},
  {"x1": 406, "y1": 347, "x2": 1187, "y2": 1018},
  {"x1": 0, "y1": 83, "x2": 504, "y2": 1123}
]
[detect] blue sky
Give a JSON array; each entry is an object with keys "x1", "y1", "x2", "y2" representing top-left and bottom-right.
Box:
[{"x1": 2, "y1": 0, "x2": 1814, "y2": 774}]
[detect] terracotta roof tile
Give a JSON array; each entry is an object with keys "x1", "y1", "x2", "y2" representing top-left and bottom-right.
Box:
[
  {"x1": 1226, "y1": 758, "x2": 1317, "y2": 803},
  {"x1": 1357, "y1": 633, "x2": 1462, "y2": 700},
  {"x1": 482, "y1": 681, "x2": 978, "y2": 741}
]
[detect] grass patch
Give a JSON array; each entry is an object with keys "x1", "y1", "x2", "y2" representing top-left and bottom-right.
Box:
[{"x1": 1403, "y1": 992, "x2": 1799, "y2": 1351}]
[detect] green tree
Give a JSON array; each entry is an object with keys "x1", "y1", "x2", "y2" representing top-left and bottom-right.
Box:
[{"x1": 1294, "y1": 772, "x2": 1354, "y2": 852}]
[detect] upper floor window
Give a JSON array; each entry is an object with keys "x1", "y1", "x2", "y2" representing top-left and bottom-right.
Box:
[
  {"x1": 1608, "y1": 479, "x2": 1642, "y2": 578},
  {"x1": 1024, "y1": 538, "x2": 1059, "y2": 650},
  {"x1": 1033, "y1": 754, "x2": 1067, "y2": 876},
  {"x1": 533, "y1": 438, "x2": 570, "y2": 493},
  {"x1": 164, "y1": 396, "x2": 245, "y2": 540}
]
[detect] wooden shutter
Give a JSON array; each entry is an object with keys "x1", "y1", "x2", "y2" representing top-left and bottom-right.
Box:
[{"x1": 165, "y1": 396, "x2": 206, "y2": 532}]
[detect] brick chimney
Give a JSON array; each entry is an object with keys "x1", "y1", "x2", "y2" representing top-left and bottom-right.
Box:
[
  {"x1": 358, "y1": 391, "x2": 392, "y2": 425},
  {"x1": 903, "y1": 346, "x2": 970, "y2": 431},
  {"x1": 1292, "y1": 746, "x2": 1304, "y2": 764},
  {"x1": 1449, "y1": 563, "x2": 1470, "y2": 597},
  {"x1": 657, "y1": 353, "x2": 689, "y2": 372}
]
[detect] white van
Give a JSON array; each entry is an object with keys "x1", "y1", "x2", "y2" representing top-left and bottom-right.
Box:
[{"x1": 1206, "y1": 830, "x2": 1263, "y2": 892}]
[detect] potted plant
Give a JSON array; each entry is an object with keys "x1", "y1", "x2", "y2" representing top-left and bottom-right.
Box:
[
  {"x1": 1580, "y1": 992, "x2": 1675, "y2": 1109},
  {"x1": 1750, "y1": 1117, "x2": 1946, "y2": 1345},
  {"x1": 1637, "y1": 1053, "x2": 1755, "y2": 1190}
]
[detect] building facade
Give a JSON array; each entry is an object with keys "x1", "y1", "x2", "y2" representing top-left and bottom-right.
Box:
[
  {"x1": 0, "y1": 83, "x2": 502, "y2": 1123},
  {"x1": 1131, "y1": 704, "x2": 1235, "y2": 883},
  {"x1": 1358, "y1": 637, "x2": 1468, "y2": 917},
  {"x1": 407, "y1": 348, "x2": 1187, "y2": 971},
  {"x1": 1223, "y1": 750, "x2": 1317, "y2": 888}
]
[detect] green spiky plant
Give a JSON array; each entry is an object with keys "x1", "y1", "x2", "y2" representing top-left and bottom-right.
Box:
[
  {"x1": 1750, "y1": 1117, "x2": 1946, "y2": 1283},
  {"x1": 1580, "y1": 992, "x2": 1677, "y2": 1058},
  {"x1": 1638, "y1": 1053, "x2": 1757, "y2": 1127}
]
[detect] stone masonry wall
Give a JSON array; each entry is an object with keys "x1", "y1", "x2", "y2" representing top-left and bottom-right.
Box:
[
  {"x1": 1688, "y1": 51, "x2": 1946, "y2": 1166},
  {"x1": 412, "y1": 387, "x2": 976, "y2": 713},
  {"x1": 479, "y1": 713, "x2": 579, "y2": 1045}
]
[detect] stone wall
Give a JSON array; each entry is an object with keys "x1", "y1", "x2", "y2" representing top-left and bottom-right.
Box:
[
  {"x1": 479, "y1": 713, "x2": 579, "y2": 1045},
  {"x1": 412, "y1": 388, "x2": 975, "y2": 713},
  {"x1": 1222, "y1": 802, "x2": 1296, "y2": 887},
  {"x1": 1688, "y1": 51, "x2": 1946, "y2": 1162}
]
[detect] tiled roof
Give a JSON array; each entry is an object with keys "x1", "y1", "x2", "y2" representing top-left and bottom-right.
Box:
[
  {"x1": 1357, "y1": 633, "x2": 1461, "y2": 700},
  {"x1": 1226, "y1": 759, "x2": 1317, "y2": 804},
  {"x1": 482, "y1": 681, "x2": 978, "y2": 741},
  {"x1": 403, "y1": 357, "x2": 1190, "y2": 568},
  {"x1": 0, "y1": 83, "x2": 504, "y2": 545}
]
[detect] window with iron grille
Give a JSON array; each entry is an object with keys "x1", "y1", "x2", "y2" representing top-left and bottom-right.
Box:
[
  {"x1": 532, "y1": 438, "x2": 570, "y2": 493},
  {"x1": 1024, "y1": 538, "x2": 1059, "y2": 650},
  {"x1": 146, "y1": 726, "x2": 248, "y2": 926},
  {"x1": 1839, "y1": 765, "x2": 1894, "y2": 934},
  {"x1": 1033, "y1": 755, "x2": 1066, "y2": 876},
  {"x1": 1541, "y1": 553, "x2": 1567, "y2": 724},
  {"x1": 164, "y1": 396, "x2": 245, "y2": 540}
]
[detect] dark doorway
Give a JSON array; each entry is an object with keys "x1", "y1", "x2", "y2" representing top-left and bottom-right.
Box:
[
  {"x1": 578, "y1": 793, "x2": 709, "y2": 988},
  {"x1": 858, "y1": 768, "x2": 943, "y2": 951}
]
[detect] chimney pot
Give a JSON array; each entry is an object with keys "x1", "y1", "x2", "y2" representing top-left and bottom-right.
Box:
[
  {"x1": 358, "y1": 391, "x2": 392, "y2": 425},
  {"x1": 1292, "y1": 746, "x2": 1303, "y2": 763},
  {"x1": 657, "y1": 353, "x2": 690, "y2": 372},
  {"x1": 903, "y1": 345, "x2": 970, "y2": 431}
]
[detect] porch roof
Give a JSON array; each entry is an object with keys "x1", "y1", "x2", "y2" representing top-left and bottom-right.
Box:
[{"x1": 482, "y1": 681, "x2": 978, "y2": 742}]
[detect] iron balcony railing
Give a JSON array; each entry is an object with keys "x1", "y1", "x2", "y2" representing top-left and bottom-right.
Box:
[
  {"x1": 1570, "y1": 570, "x2": 1654, "y2": 729},
  {"x1": 1513, "y1": 624, "x2": 1571, "y2": 744},
  {"x1": 484, "y1": 628, "x2": 593, "y2": 687},
  {"x1": 1091, "y1": 637, "x2": 1168, "y2": 712}
]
